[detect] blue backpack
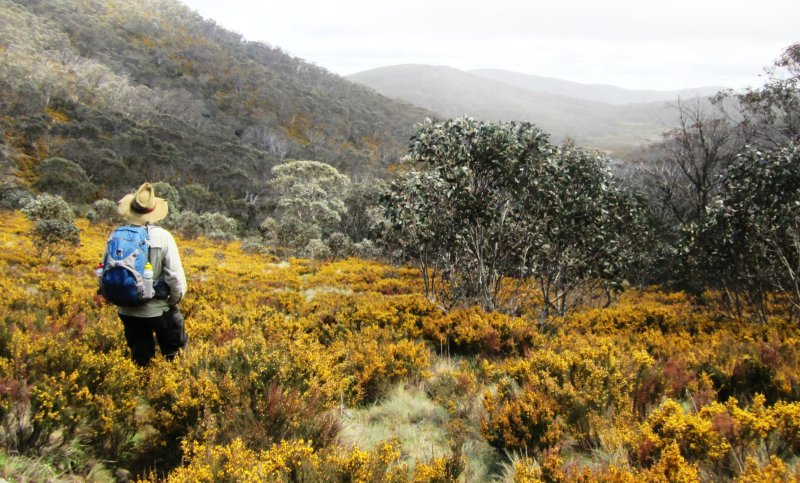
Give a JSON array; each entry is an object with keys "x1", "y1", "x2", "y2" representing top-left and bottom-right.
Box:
[{"x1": 100, "y1": 226, "x2": 155, "y2": 306}]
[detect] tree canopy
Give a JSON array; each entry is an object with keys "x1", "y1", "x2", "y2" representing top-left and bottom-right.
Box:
[
  {"x1": 689, "y1": 144, "x2": 800, "y2": 318},
  {"x1": 383, "y1": 117, "x2": 652, "y2": 315},
  {"x1": 269, "y1": 160, "x2": 351, "y2": 227}
]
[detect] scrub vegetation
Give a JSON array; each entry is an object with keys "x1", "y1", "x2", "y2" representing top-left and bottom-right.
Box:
[{"x1": 0, "y1": 211, "x2": 799, "y2": 481}]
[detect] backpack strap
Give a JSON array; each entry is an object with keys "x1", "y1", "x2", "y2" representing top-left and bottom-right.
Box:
[
  {"x1": 144, "y1": 223, "x2": 152, "y2": 262},
  {"x1": 145, "y1": 224, "x2": 161, "y2": 276},
  {"x1": 144, "y1": 223, "x2": 167, "y2": 285}
]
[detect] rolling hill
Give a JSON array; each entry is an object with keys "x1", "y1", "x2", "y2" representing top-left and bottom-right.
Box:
[
  {"x1": 470, "y1": 69, "x2": 725, "y2": 105},
  {"x1": 348, "y1": 65, "x2": 721, "y2": 157}
]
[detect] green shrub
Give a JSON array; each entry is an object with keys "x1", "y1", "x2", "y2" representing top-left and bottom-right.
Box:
[
  {"x1": 0, "y1": 182, "x2": 30, "y2": 210},
  {"x1": 85, "y1": 199, "x2": 122, "y2": 226},
  {"x1": 178, "y1": 183, "x2": 223, "y2": 213},
  {"x1": 33, "y1": 157, "x2": 96, "y2": 204},
  {"x1": 152, "y1": 181, "x2": 181, "y2": 213},
  {"x1": 240, "y1": 239, "x2": 276, "y2": 257},
  {"x1": 164, "y1": 210, "x2": 204, "y2": 239},
  {"x1": 21, "y1": 194, "x2": 80, "y2": 247},
  {"x1": 305, "y1": 239, "x2": 332, "y2": 261},
  {"x1": 200, "y1": 212, "x2": 238, "y2": 241},
  {"x1": 270, "y1": 216, "x2": 322, "y2": 250},
  {"x1": 325, "y1": 232, "x2": 353, "y2": 260},
  {"x1": 353, "y1": 239, "x2": 382, "y2": 259},
  {"x1": 258, "y1": 217, "x2": 278, "y2": 243},
  {"x1": 163, "y1": 210, "x2": 237, "y2": 240}
]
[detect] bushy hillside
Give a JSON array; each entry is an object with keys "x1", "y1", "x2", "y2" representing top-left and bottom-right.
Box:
[
  {"x1": 1, "y1": 209, "x2": 799, "y2": 481},
  {"x1": 0, "y1": 0, "x2": 431, "y2": 203}
]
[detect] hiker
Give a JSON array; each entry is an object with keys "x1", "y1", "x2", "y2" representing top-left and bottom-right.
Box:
[{"x1": 98, "y1": 182, "x2": 188, "y2": 366}]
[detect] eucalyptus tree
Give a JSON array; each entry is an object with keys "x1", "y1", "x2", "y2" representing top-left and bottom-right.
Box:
[
  {"x1": 383, "y1": 117, "x2": 651, "y2": 316},
  {"x1": 731, "y1": 43, "x2": 800, "y2": 149},
  {"x1": 340, "y1": 179, "x2": 386, "y2": 243},
  {"x1": 264, "y1": 160, "x2": 350, "y2": 250},
  {"x1": 691, "y1": 144, "x2": 800, "y2": 322},
  {"x1": 639, "y1": 98, "x2": 743, "y2": 225},
  {"x1": 525, "y1": 143, "x2": 654, "y2": 316},
  {"x1": 268, "y1": 160, "x2": 350, "y2": 227}
]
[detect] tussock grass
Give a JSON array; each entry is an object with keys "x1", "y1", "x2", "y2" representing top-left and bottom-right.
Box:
[
  {"x1": 423, "y1": 355, "x2": 501, "y2": 480},
  {"x1": 0, "y1": 452, "x2": 60, "y2": 482},
  {"x1": 339, "y1": 384, "x2": 450, "y2": 465},
  {"x1": 0, "y1": 448, "x2": 115, "y2": 482},
  {"x1": 339, "y1": 358, "x2": 499, "y2": 481},
  {"x1": 491, "y1": 450, "x2": 532, "y2": 483}
]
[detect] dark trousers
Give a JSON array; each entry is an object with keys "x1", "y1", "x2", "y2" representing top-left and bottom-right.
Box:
[{"x1": 119, "y1": 307, "x2": 188, "y2": 366}]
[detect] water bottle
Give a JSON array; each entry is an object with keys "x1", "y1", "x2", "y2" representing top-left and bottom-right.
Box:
[
  {"x1": 95, "y1": 263, "x2": 105, "y2": 293},
  {"x1": 143, "y1": 262, "x2": 154, "y2": 299}
]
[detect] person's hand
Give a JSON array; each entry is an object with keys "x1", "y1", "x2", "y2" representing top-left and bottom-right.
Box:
[{"x1": 93, "y1": 292, "x2": 106, "y2": 308}]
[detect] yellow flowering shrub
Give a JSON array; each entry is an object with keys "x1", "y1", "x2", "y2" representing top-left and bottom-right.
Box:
[
  {"x1": 494, "y1": 337, "x2": 645, "y2": 448},
  {"x1": 2, "y1": 209, "x2": 800, "y2": 481},
  {"x1": 638, "y1": 442, "x2": 701, "y2": 483},
  {"x1": 6, "y1": 323, "x2": 139, "y2": 459},
  {"x1": 505, "y1": 451, "x2": 570, "y2": 483},
  {"x1": 735, "y1": 456, "x2": 798, "y2": 483},
  {"x1": 269, "y1": 331, "x2": 348, "y2": 404},
  {"x1": 724, "y1": 395, "x2": 775, "y2": 443},
  {"x1": 771, "y1": 400, "x2": 800, "y2": 454},
  {"x1": 410, "y1": 453, "x2": 466, "y2": 482},
  {"x1": 169, "y1": 436, "x2": 465, "y2": 482},
  {"x1": 425, "y1": 360, "x2": 480, "y2": 413},
  {"x1": 322, "y1": 440, "x2": 407, "y2": 482},
  {"x1": 168, "y1": 438, "x2": 319, "y2": 482},
  {"x1": 510, "y1": 456, "x2": 543, "y2": 483},
  {"x1": 304, "y1": 259, "x2": 420, "y2": 295},
  {"x1": 334, "y1": 327, "x2": 431, "y2": 404},
  {"x1": 564, "y1": 290, "x2": 717, "y2": 335},
  {"x1": 423, "y1": 306, "x2": 544, "y2": 356},
  {"x1": 643, "y1": 399, "x2": 730, "y2": 463},
  {"x1": 141, "y1": 354, "x2": 224, "y2": 448},
  {"x1": 341, "y1": 293, "x2": 441, "y2": 339},
  {"x1": 481, "y1": 382, "x2": 564, "y2": 453},
  {"x1": 698, "y1": 395, "x2": 800, "y2": 466}
]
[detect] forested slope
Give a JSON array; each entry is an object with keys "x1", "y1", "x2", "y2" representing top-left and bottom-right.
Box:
[{"x1": 0, "y1": 0, "x2": 431, "y2": 204}]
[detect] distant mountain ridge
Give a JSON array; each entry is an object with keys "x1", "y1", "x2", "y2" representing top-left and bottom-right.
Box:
[
  {"x1": 470, "y1": 69, "x2": 725, "y2": 105},
  {"x1": 348, "y1": 64, "x2": 723, "y2": 157}
]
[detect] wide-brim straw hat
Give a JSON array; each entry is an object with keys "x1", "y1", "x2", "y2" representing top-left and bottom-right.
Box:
[{"x1": 118, "y1": 182, "x2": 169, "y2": 224}]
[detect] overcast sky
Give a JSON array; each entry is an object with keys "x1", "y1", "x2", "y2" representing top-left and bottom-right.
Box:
[{"x1": 179, "y1": 0, "x2": 798, "y2": 91}]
